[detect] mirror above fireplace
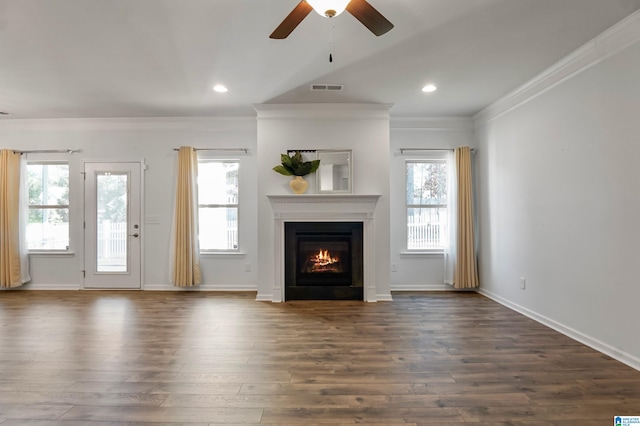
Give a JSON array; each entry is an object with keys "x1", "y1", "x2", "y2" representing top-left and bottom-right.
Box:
[{"x1": 316, "y1": 150, "x2": 352, "y2": 194}]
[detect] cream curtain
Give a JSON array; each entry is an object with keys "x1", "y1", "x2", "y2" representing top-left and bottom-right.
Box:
[
  {"x1": 170, "y1": 146, "x2": 201, "y2": 287},
  {"x1": 444, "y1": 147, "x2": 480, "y2": 288},
  {"x1": 453, "y1": 147, "x2": 479, "y2": 289},
  {"x1": 0, "y1": 150, "x2": 30, "y2": 288}
]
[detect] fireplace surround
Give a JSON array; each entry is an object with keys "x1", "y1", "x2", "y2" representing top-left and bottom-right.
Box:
[{"x1": 267, "y1": 194, "x2": 380, "y2": 302}]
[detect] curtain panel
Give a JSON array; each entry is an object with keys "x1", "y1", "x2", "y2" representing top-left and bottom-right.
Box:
[
  {"x1": 453, "y1": 147, "x2": 479, "y2": 289},
  {"x1": 0, "y1": 150, "x2": 30, "y2": 288},
  {"x1": 170, "y1": 146, "x2": 202, "y2": 287}
]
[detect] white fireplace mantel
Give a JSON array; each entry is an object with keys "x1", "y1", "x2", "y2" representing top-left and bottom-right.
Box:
[{"x1": 267, "y1": 194, "x2": 381, "y2": 302}]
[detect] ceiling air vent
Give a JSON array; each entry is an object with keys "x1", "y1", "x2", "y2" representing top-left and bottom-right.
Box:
[{"x1": 311, "y1": 84, "x2": 344, "y2": 92}]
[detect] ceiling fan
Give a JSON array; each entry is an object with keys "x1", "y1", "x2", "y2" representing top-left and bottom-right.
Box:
[{"x1": 270, "y1": 0, "x2": 394, "y2": 39}]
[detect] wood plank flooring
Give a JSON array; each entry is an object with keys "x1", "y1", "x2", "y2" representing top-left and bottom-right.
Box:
[{"x1": 0, "y1": 290, "x2": 638, "y2": 425}]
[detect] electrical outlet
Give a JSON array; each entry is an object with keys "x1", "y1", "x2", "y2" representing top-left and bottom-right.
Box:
[
  {"x1": 391, "y1": 263, "x2": 397, "y2": 272},
  {"x1": 520, "y1": 277, "x2": 526, "y2": 290},
  {"x1": 244, "y1": 263, "x2": 251, "y2": 272}
]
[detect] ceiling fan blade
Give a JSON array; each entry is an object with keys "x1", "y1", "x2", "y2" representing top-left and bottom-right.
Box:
[
  {"x1": 270, "y1": 1, "x2": 314, "y2": 39},
  {"x1": 346, "y1": 0, "x2": 394, "y2": 36}
]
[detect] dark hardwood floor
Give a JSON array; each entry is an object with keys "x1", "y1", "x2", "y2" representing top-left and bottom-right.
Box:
[{"x1": 0, "y1": 290, "x2": 638, "y2": 425}]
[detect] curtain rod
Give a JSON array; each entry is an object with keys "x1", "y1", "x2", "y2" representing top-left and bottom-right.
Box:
[
  {"x1": 173, "y1": 148, "x2": 249, "y2": 153},
  {"x1": 14, "y1": 149, "x2": 77, "y2": 154},
  {"x1": 399, "y1": 148, "x2": 476, "y2": 154}
]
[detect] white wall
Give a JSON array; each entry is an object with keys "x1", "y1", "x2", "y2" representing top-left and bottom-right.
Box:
[
  {"x1": 255, "y1": 104, "x2": 392, "y2": 301},
  {"x1": 475, "y1": 15, "x2": 640, "y2": 368},
  {"x1": 0, "y1": 117, "x2": 258, "y2": 290},
  {"x1": 390, "y1": 118, "x2": 475, "y2": 290}
]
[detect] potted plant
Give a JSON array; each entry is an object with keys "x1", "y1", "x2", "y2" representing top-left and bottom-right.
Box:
[{"x1": 273, "y1": 151, "x2": 321, "y2": 194}]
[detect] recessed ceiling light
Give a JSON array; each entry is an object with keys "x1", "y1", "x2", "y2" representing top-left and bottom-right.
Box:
[
  {"x1": 422, "y1": 84, "x2": 437, "y2": 93},
  {"x1": 213, "y1": 84, "x2": 228, "y2": 93}
]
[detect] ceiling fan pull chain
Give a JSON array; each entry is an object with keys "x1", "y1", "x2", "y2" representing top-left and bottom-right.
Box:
[{"x1": 329, "y1": 23, "x2": 335, "y2": 65}]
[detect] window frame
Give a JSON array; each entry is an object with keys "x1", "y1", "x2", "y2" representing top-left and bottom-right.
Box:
[
  {"x1": 196, "y1": 157, "x2": 240, "y2": 253},
  {"x1": 405, "y1": 157, "x2": 448, "y2": 253},
  {"x1": 26, "y1": 161, "x2": 71, "y2": 252}
]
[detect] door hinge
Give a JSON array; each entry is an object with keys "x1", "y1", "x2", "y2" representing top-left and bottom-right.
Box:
[
  {"x1": 81, "y1": 270, "x2": 85, "y2": 278},
  {"x1": 81, "y1": 171, "x2": 86, "y2": 180}
]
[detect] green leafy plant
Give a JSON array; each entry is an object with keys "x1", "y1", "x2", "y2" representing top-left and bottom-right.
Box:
[{"x1": 273, "y1": 151, "x2": 320, "y2": 177}]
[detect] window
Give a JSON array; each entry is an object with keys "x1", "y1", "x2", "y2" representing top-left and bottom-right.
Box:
[
  {"x1": 197, "y1": 159, "x2": 239, "y2": 251},
  {"x1": 27, "y1": 162, "x2": 70, "y2": 250},
  {"x1": 406, "y1": 159, "x2": 448, "y2": 250}
]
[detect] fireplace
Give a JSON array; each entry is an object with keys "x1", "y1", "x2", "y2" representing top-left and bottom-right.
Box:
[
  {"x1": 285, "y1": 222, "x2": 363, "y2": 300},
  {"x1": 267, "y1": 194, "x2": 380, "y2": 302}
]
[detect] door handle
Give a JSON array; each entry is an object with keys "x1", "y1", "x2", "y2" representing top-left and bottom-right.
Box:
[{"x1": 129, "y1": 233, "x2": 139, "y2": 238}]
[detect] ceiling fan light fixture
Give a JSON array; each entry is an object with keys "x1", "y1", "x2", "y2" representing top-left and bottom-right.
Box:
[{"x1": 306, "y1": 0, "x2": 351, "y2": 18}]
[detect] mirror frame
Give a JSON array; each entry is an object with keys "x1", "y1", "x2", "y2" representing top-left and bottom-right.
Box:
[{"x1": 316, "y1": 149, "x2": 352, "y2": 194}]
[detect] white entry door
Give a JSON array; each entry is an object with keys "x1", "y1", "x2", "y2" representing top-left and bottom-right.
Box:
[{"x1": 84, "y1": 162, "x2": 141, "y2": 289}]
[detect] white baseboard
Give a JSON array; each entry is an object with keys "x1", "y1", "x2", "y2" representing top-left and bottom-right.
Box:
[
  {"x1": 3, "y1": 283, "x2": 259, "y2": 292},
  {"x1": 391, "y1": 284, "x2": 473, "y2": 291},
  {"x1": 3, "y1": 283, "x2": 81, "y2": 290},
  {"x1": 255, "y1": 292, "x2": 274, "y2": 302},
  {"x1": 142, "y1": 283, "x2": 257, "y2": 292},
  {"x1": 375, "y1": 292, "x2": 393, "y2": 301},
  {"x1": 479, "y1": 288, "x2": 640, "y2": 372}
]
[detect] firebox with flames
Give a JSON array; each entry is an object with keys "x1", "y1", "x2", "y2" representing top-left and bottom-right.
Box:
[{"x1": 303, "y1": 249, "x2": 343, "y2": 273}]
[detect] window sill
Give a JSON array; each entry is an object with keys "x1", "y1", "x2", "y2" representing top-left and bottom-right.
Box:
[
  {"x1": 400, "y1": 250, "x2": 444, "y2": 257},
  {"x1": 29, "y1": 251, "x2": 75, "y2": 258},
  {"x1": 200, "y1": 251, "x2": 246, "y2": 257}
]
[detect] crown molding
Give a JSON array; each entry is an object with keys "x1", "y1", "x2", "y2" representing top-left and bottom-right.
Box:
[
  {"x1": 0, "y1": 116, "x2": 257, "y2": 131},
  {"x1": 390, "y1": 117, "x2": 474, "y2": 130},
  {"x1": 474, "y1": 9, "x2": 640, "y2": 126},
  {"x1": 253, "y1": 103, "x2": 392, "y2": 120}
]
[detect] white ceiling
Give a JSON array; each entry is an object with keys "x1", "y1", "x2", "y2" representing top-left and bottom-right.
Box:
[{"x1": 1, "y1": 0, "x2": 639, "y2": 119}]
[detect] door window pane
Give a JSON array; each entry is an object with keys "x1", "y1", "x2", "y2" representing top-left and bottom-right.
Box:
[{"x1": 96, "y1": 173, "x2": 128, "y2": 272}]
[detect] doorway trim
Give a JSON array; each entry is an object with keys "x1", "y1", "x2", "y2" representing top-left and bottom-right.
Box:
[{"x1": 82, "y1": 159, "x2": 145, "y2": 290}]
